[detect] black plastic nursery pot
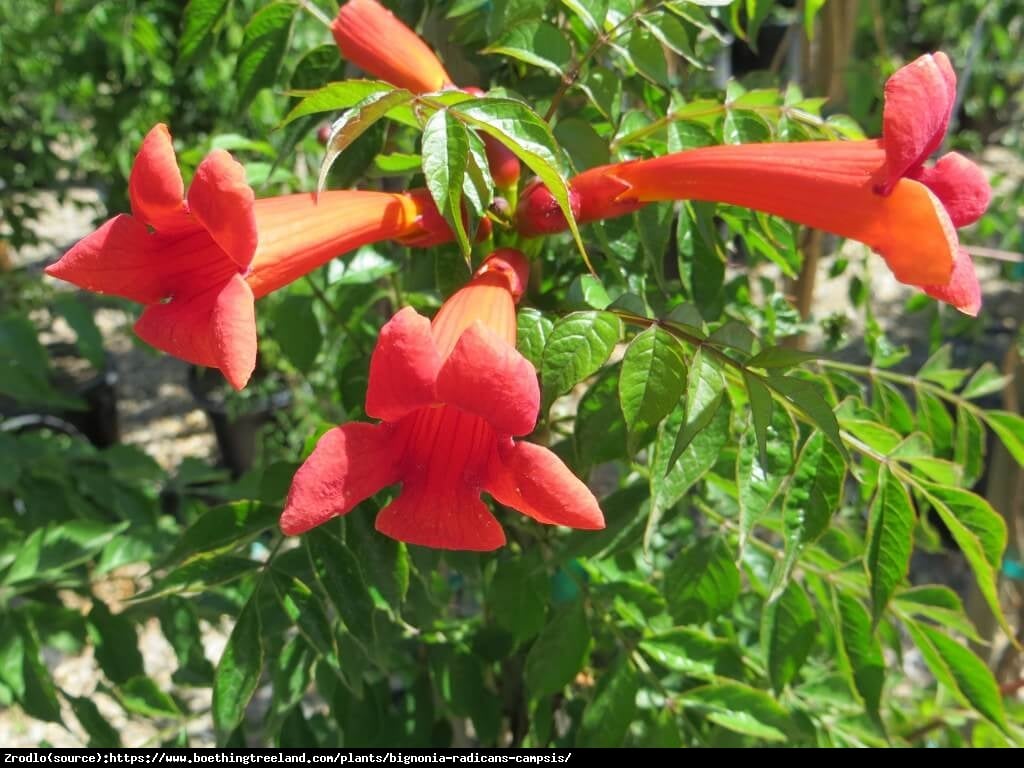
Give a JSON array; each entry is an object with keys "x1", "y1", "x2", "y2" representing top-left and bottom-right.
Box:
[
  {"x1": 731, "y1": 21, "x2": 799, "y2": 79},
  {"x1": 48, "y1": 342, "x2": 120, "y2": 447},
  {"x1": 0, "y1": 342, "x2": 120, "y2": 449},
  {"x1": 187, "y1": 365, "x2": 293, "y2": 478}
]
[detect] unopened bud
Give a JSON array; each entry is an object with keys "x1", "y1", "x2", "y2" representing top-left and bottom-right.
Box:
[{"x1": 515, "y1": 178, "x2": 582, "y2": 237}]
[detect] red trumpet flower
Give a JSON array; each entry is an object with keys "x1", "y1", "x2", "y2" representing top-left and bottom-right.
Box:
[
  {"x1": 516, "y1": 53, "x2": 991, "y2": 315},
  {"x1": 279, "y1": 249, "x2": 604, "y2": 551},
  {"x1": 46, "y1": 124, "x2": 461, "y2": 390},
  {"x1": 332, "y1": 0, "x2": 520, "y2": 188},
  {"x1": 332, "y1": 0, "x2": 452, "y2": 94}
]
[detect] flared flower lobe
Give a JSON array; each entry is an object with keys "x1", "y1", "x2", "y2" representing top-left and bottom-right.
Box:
[
  {"x1": 280, "y1": 249, "x2": 604, "y2": 551},
  {"x1": 882, "y1": 52, "x2": 956, "y2": 191}
]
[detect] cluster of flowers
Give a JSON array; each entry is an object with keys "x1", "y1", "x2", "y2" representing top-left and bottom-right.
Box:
[{"x1": 47, "y1": 0, "x2": 991, "y2": 551}]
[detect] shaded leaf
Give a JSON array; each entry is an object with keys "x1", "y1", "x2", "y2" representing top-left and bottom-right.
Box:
[
  {"x1": 574, "y1": 368, "x2": 629, "y2": 468},
  {"x1": 984, "y1": 410, "x2": 1024, "y2": 467},
  {"x1": 89, "y1": 601, "x2": 144, "y2": 685},
  {"x1": 484, "y1": 21, "x2": 571, "y2": 76},
  {"x1": 540, "y1": 311, "x2": 621, "y2": 410},
  {"x1": 272, "y1": 296, "x2": 323, "y2": 373},
  {"x1": 422, "y1": 109, "x2": 472, "y2": 258},
  {"x1": 236, "y1": 2, "x2": 295, "y2": 108},
  {"x1": 524, "y1": 601, "x2": 590, "y2": 698},
  {"x1": 747, "y1": 346, "x2": 820, "y2": 370},
  {"x1": 906, "y1": 620, "x2": 1008, "y2": 732},
  {"x1": 640, "y1": 627, "x2": 736, "y2": 680},
  {"x1": 487, "y1": 557, "x2": 547, "y2": 644},
  {"x1": 12, "y1": 616, "x2": 60, "y2": 723},
  {"x1": 213, "y1": 595, "x2": 264, "y2": 740},
  {"x1": 282, "y1": 80, "x2": 395, "y2": 125},
  {"x1": 768, "y1": 375, "x2": 846, "y2": 457},
  {"x1": 649, "y1": 400, "x2": 731, "y2": 542},
  {"x1": 132, "y1": 555, "x2": 257, "y2": 602},
  {"x1": 115, "y1": 676, "x2": 181, "y2": 719},
  {"x1": 737, "y1": 403, "x2": 796, "y2": 552},
  {"x1": 164, "y1": 501, "x2": 277, "y2": 566},
  {"x1": 577, "y1": 656, "x2": 640, "y2": 747},
  {"x1": 619, "y1": 326, "x2": 687, "y2": 436},
  {"x1": 915, "y1": 482, "x2": 1010, "y2": 637},
  {"x1": 158, "y1": 597, "x2": 215, "y2": 685},
  {"x1": 179, "y1": 0, "x2": 230, "y2": 64},
  {"x1": 664, "y1": 537, "x2": 740, "y2": 624},
  {"x1": 764, "y1": 580, "x2": 816, "y2": 692},
  {"x1": 307, "y1": 531, "x2": 375, "y2": 644},
  {"x1": 69, "y1": 696, "x2": 121, "y2": 747},
  {"x1": 681, "y1": 682, "x2": 791, "y2": 742},
  {"x1": 866, "y1": 468, "x2": 915, "y2": 622},
  {"x1": 318, "y1": 89, "x2": 416, "y2": 193},
  {"x1": 833, "y1": 592, "x2": 884, "y2": 723},
  {"x1": 667, "y1": 347, "x2": 725, "y2": 472},
  {"x1": 272, "y1": 571, "x2": 337, "y2": 664},
  {"x1": 743, "y1": 371, "x2": 772, "y2": 464},
  {"x1": 345, "y1": 511, "x2": 409, "y2": 611}
]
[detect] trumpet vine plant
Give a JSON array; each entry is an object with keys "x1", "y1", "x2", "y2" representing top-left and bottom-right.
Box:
[{"x1": 4, "y1": 0, "x2": 1023, "y2": 750}]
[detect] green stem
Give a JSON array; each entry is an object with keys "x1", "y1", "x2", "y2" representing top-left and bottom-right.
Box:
[
  {"x1": 818, "y1": 358, "x2": 986, "y2": 419},
  {"x1": 610, "y1": 103, "x2": 837, "y2": 153},
  {"x1": 389, "y1": 272, "x2": 405, "y2": 309},
  {"x1": 543, "y1": 7, "x2": 646, "y2": 122},
  {"x1": 297, "y1": 0, "x2": 333, "y2": 29},
  {"x1": 305, "y1": 274, "x2": 345, "y2": 328}
]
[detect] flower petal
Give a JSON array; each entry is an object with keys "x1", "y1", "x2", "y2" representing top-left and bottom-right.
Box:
[
  {"x1": 375, "y1": 483, "x2": 506, "y2": 551},
  {"x1": 279, "y1": 421, "x2": 399, "y2": 536},
  {"x1": 128, "y1": 124, "x2": 187, "y2": 230},
  {"x1": 134, "y1": 274, "x2": 257, "y2": 390},
  {"x1": 486, "y1": 441, "x2": 604, "y2": 530},
  {"x1": 332, "y1": 0, "x2": 452, "y2": 94},
  {"x1": 435, "y1": 322, "x2": 539, "y2": 437},
  {"x1": 209, "y1": 275, "x2": 259, "y2": 390},
  {"x1": 909, "y1": 152, "x2": 992, "y2": 227},
  {"x1": 187, "y1": 149, "x2": 258, "y2": 269},
  {"x1": 366, "y1": 306, "x2": 441, "y2": 422},
  {"x1": 922, "y1": 247, "x2": 982, "y2": 317},
  {"x1": 873, "y1": 179, "x2": 959, "y2": 286},
  {"x1": 882, "y1": 52, "x2": 956, "y2": 190},
  {"x1": 45, "y1": 214, "x2": 168, "y2": 303}
]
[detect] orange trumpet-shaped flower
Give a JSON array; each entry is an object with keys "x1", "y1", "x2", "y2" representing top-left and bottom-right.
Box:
[
  {"x1": 516, "y1": 53, "x2": 991, "y2": 315},
  {"x1": 332, "y1": 1, "x2": 520, "y2": 188},
  {"x1": 332, "y1": 0, "x2": 452, "y2": 94},
  {"x1": 280, "y1": 249, "x2": 605, "y2": 551},
  {"x1": 46, "y1": 124, "x2": 460, "y2": 391}
]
